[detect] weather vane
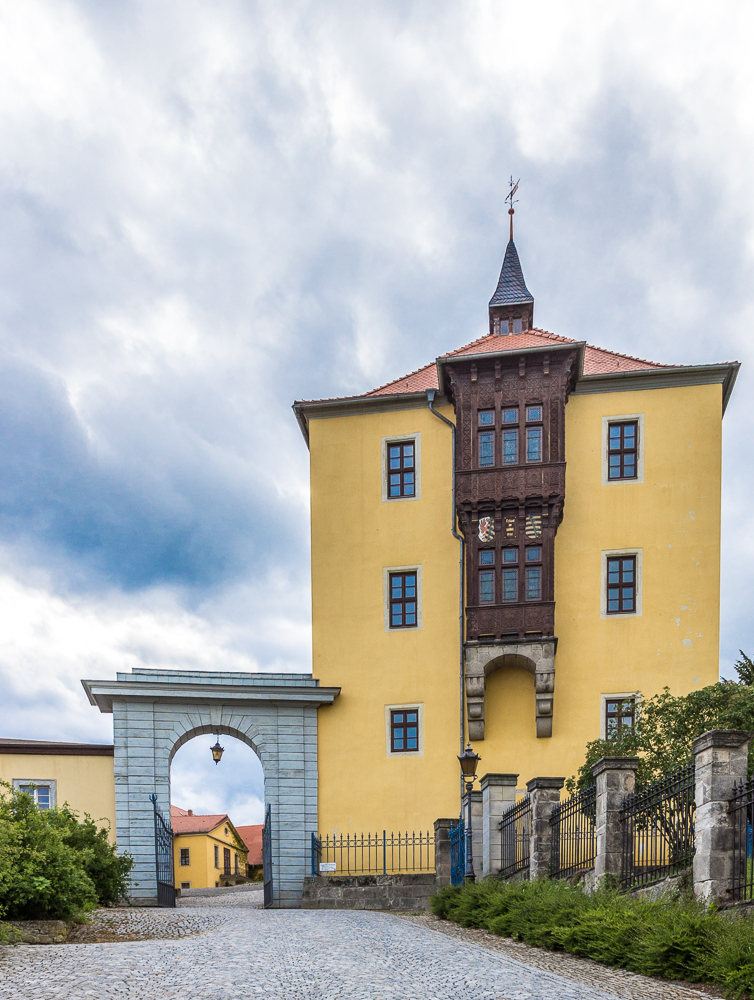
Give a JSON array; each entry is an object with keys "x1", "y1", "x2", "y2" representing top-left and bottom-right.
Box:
[{"x1": 505, "y1": 176, "x2": 520, "y2": 241}]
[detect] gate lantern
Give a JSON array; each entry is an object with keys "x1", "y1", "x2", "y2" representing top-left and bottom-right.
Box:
[{"x1": 210, "y1": 735, "x2": 224, "y2": 764}]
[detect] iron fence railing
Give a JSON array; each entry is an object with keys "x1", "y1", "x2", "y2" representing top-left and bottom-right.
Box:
[
  {"x1": 729, "y1": 776, "x2": 754, "y2": 902},
  {"x1": 499, "y1": 795, "x2": 530, "y2": 879},
  {"x1": 450, "y1": 818, "x2": 465, "y2": 885},
  {"x1": 311, "y1": 830, "x2": 435, "y2": 876},
  {"x1": 620, "y1": 761, "x2": 695, "y2": 890},
  {"x1": 550, "y1": 784, "x2": 596, "y2": 880}
]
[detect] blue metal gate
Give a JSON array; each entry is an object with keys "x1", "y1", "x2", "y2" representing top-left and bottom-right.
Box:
[
  {"x1": 450, "y1": 818, "x2": 465, "y2": 886},
  {"x1": 150, "y1": 794, "x2": 176, "y2": 908},
  {"x1": 263, "y1": 803, "x2": 273, "y2": 908}
]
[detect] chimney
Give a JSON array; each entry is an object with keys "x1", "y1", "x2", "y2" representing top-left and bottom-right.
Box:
[{"x1": 188, "y1": 809, "x2": 193, "y2": 816}]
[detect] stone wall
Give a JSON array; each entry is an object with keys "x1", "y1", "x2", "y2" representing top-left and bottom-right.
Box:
[{"x1": 300, "y1": 874, "x2": 437, "y2": 911}]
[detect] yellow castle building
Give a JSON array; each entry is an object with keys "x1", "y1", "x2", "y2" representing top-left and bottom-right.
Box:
[{"x1": 294, "y1": 226, "x2": 738, "y2": 839}]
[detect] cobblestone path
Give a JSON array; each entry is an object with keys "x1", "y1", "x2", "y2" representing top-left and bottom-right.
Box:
[{"x1": 0, "y1": 891, "x2": 715, "y2": 999}]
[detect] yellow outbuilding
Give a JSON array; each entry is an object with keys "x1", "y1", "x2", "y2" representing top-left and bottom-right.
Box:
[
  {"x1": 294, "y1": 231, "x2": 738, "y2": 840},
  {"x1": 0, "y1": 738, "x2": 116, "y2": 838},
  {"x1": 171, "y1": 806, "x2": 249, "y2": 890}
]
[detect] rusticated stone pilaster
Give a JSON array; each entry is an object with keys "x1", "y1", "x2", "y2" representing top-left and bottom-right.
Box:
[
  {"x1": 692, "y1": 729, "x2": 752, "y2": 905},
  {"x1": 592, "y1": 757, "x2": 639, "y2": 882},
  {"x1": 527, "y1": 776, "x2": 564, "y2": 879}
]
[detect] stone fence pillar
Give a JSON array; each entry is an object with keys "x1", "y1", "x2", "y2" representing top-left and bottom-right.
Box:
[
  {"x1": 433, "y1": 818, "x2": 455, "y2": 886},
  {"x1": 526, "y1": 777, "x2": 564, "y2": 879},
  {"x1": 693, "y1": 729, "x2": 752, "y2": 904},
  {"x1": 592, "y1": 757, "x2": 639, "y2": 882},
  {"x1": 481, "y1": 773, "x2": 517, "y2": 878}
]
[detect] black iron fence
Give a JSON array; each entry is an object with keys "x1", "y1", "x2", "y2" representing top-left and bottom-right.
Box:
[
  {"x1": 499, "y1": 795, "x2": 530, "y2": 880},
  {"x1": 729, "y1": 776, "x2": 754, "y2": 902},
  {"x1": 150, "y1": 793, "x2": 176, "y2": 908},
  {"x1": 311, "y1": 830, "x2": 435, "y2": 876},
  {"x1": 620, "y1": 761, "x2": 695, "y2": 889},
  {"x1": 550, "y1": 784, "x2": 596, "y2": 880}
]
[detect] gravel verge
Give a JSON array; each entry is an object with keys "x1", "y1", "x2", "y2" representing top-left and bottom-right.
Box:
[{"x1": 397, "y1": 911, "x2": 726, "y2": 1000}]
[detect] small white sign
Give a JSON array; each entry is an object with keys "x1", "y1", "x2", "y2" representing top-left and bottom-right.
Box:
[{"x1": 319, "y1": 862, "x2": 337, "y2": 873}]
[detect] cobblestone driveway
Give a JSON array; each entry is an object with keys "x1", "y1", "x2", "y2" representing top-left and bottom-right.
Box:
[{"x1": 0, "y1": 890, "x2": 714, "y2": 1000}]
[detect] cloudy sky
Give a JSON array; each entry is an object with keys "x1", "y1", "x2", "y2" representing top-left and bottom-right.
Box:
[{"x1": 1, "y1": 1, "x2": 753, "y2": 822}]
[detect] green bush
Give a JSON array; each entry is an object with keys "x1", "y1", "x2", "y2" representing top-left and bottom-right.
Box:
[
  {"x1": 0, "y1": 782, "x2": 133, "y2": 920},
  {"x1": 431, "y1": 878, "x2": 754, "y2": 999}
]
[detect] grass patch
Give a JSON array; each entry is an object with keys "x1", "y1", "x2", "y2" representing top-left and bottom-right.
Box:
[{"x1": 431, "y1": 879, "x2": 754, "y2": 999}]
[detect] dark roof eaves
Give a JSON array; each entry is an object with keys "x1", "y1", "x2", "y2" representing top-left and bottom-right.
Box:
[{"x1": 0, "y1": 739, "x2": 114, "y2": 756}]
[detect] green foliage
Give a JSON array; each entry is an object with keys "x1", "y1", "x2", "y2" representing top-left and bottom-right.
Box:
[
  {"x1": 47, "y1": 806, "x2": 133, "y2": 908},
  {"x1": 566, "y1": 671, "x2": 754, "y2": 793},
  {"x1": 0, "y1": 782, "x2": 133, "y2": 920},
  {"x1": 736, "y1": 651, "x2": 754, "y2": 687},
  {"x1": 431, "y1": 878, "x2": 754, "y2": 999}
]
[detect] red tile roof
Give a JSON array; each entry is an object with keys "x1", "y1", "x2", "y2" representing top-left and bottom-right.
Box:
[
  {"x1": 235, "y1": 824, "x2": 263, "y2": 865},
  {"x1": 170, "y1": 806, "x2": 230, "y2": 836},
  {"x1": 360, "y1": 329, "x2": 669, "y2": 400},
  {"x1": 294, "y1": 329, "x2": 677, "y2": 407}
]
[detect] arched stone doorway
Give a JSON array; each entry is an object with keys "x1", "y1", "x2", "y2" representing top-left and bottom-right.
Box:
[
  {"x1": 82, "y1": 668, "x2": 340, "y2": 907},
  {"x1": 464, "y1": 639, "x2": 556, "y2": 740}
]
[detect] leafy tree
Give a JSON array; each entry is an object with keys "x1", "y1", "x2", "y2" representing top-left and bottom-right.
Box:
[
  {"x1": 566, "y1": 664, "x2": 754, "y2": 793},
  {"x1": 0, "y1": 782, "x2": 133, "y2": 920}
]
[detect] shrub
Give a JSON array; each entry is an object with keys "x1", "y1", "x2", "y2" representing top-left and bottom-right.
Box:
[
  {"x1": 0, "y1": 782, "x2": 132, "y2": 920},
  {"x1": 48, "y1": 807, "x2": 133, "y2": 907},
  {"x1": 431, "y1": 878, "x2": 754, "y2": 999}
]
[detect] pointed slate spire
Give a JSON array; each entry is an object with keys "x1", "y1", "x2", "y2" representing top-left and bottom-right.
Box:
[
  {"x1": 488, "y1": 180, "x2": 535, "y2": 335},
  {"x1": 489, "y1": 239, "x2": 534, "y2": 308}
]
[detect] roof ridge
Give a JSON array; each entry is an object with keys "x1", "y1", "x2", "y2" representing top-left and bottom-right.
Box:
[
  {"x1": 364, "y1": 359, "x2": 436, "y2": 397},
  {"x1": 584, "y1": 341, "x2": 673, "y2": 370},
  {"x1": 440, "y1": 327, "x2": 576, "y2": 359}
]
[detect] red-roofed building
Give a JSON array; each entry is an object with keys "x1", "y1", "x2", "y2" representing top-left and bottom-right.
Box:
[
  {"x1": 236, "y1": 823, "x2": 264, "y2": 871},
  {"x1": 293, "y1": 224, "x2": 738, "y2": 863},
  {"x1": 170, "y1": 806, "x2": 249, "y2": 890}
]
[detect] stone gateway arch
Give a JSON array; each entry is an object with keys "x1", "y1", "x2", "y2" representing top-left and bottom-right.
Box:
[{"x1": 82, "y1": 668, "x2": 340, "y2": 908}]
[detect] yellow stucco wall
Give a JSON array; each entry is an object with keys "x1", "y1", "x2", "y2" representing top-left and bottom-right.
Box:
[
  {"x1": 173, "y1": 822, "x2": 247, "y2": 889},
  {"x1": 0, "y1": 753, "x2": 116, "y2": 837},
  {"x1": 481, "y1": 382, "x2": 722, "y2": 783},
  {"x1": 312, "y1": 404, "x2": 461, "y2": 836},
  {"x1": 311, "y1": 381, "x2": 724, "y2": 834}
]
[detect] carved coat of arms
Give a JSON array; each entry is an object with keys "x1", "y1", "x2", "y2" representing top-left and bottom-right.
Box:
[{"x1": 478, "y1": 516, "x2": 495, "y2": 543}]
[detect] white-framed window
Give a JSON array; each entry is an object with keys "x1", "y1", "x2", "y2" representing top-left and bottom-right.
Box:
[
  {"x1": 214, "y1": 845, "x2": 220, "y2": 868},
  {"x1": 12, "y1": 779, "x2": 56, "y2": 809},
  {"x1": 601, "y1": 414, "x2": 644, "y2": 484},
  {"x1": 382, "y1": 433, "x2": 421, "y2": 502},
  {"x1": 180, "y1": 848, "x2": 190, "y2": 866},
  {"x1": 385, "y1": 703, "x2": 424, "y2": 757},
  {"x1": 600, "y1": 693, "x2": 640, "y2": 740},
  {"x1": 600, "y1": 549, "x2": 643, "y2": 618},
  {"x1": 383, "y1": 566, "x2": 422, "y2": 631},
  {"x1": 180, "y1": 881, "x2": 191, "y2": 890}
]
